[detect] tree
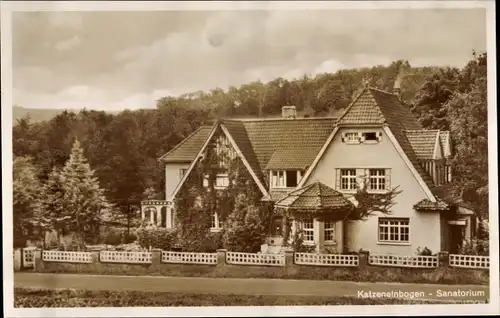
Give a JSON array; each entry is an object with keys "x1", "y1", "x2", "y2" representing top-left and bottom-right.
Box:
[
  {"x1": 38, "y1": 167, "x2": 74, "y2": 246},
  {"x1": 445, "y1": 52, "x2": 488, "y2": 218},
  {"x1": 59, "y1": 139, "x2": 110, "y2": 247},
  {"x1": 13, "y1": 156, "x2": 43, "y2": 247},
  {"x1": 222, "y1": 193, "x2": 266, "y2": 252}
]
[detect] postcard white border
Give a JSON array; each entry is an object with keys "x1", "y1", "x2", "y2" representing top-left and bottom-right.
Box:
[{"x1": 2, "y1": 1, "x2": 498, "y2": 317}]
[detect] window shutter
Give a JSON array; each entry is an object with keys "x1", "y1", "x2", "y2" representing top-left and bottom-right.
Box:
[
  {"x1": 335, "y1": 169, "x2": 341, "y2": 190},
  {"x1": 377, "y1": 132, "x2": 383, "y2": 142},
  {"x1": 385, "y1": 168, "x2": 391, "y2": 190},
  {"x1": 340, "y1": 132, "x2": 345, "y2": 143},
  {"x1": 359, "y1": 133, "x2": 366, "y2": 143}
]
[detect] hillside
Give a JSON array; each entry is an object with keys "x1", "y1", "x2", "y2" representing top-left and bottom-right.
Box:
[{"x1": 13, "y1": 106, "x2": 119, "y2": 124}]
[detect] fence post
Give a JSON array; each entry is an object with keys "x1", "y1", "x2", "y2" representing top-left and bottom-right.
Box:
[
  {"x1": 285, "y1": 250, "x2": 294, "y2": 268},
  {"x1": 438, "y1": 251, "x2": 449, "y2": 268},
  {"x1": 14, "y1": 249, "x2": 21, "y2": 271},
  {"x1": 33, "y1": 248, "x2": 43, "y2": 272},
  {"x1": 216, "y1": 249, "x2": 227, "y2": 268},
  {"x1": 359, "y1": 250, "x2": 370, "y2": 268},
  {"x1": 151, "y1": 249, "x2": 162, "y2": 266}
]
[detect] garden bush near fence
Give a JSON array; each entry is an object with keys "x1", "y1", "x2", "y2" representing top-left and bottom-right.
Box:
[{"x1": 22, "y1": 248, "x2": 490, "y2": 285}]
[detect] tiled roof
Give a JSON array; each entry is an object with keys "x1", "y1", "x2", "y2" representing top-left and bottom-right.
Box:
[
  {"x1": 242, "y1": 117, "x2": 336, "y2": 172},
  {"x1": 337, "y1": 87, "x2": 435, "y2": 191},
  {"x1": 413, "y1": 198, "x2": 450, "y2": 211},
  {"x1": 430, "y1": 184, "x2": 476, "y2": 211},
  {"x1": 222, "y1": 120, "x2": 264, "y2": 184},
  {"x1": 159, "y1": 126, "x2": 214, "y2": 163},
  {"x1": 439, "y1": 131, "x2": 452, "y2": 158},
  {"x1": 159, "y1": 117, "x2": 336, "y2": 189},
  {"x1": 275, "y1": 182, "x2": 354, "y2": 213},
  {"x1": 265, "y1": 148, "x2": 318, "y2": 170},
  {"x1": 405, "y1": 130, "x2": 440, "y2": 160}
]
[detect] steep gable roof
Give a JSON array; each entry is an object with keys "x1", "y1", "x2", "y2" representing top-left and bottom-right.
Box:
[
  {"x1": 405, "y1": 130, "x2": 441, "y2": 160},
  {"x1": 159, "y1": 117, "x2": 337, "y2": 192},
  {"x1": 335, "y1": 87, "x2": 436, "y2": 193},
  {"x1": 159, "y1": 126, "x2": 214, "y2": 163}
]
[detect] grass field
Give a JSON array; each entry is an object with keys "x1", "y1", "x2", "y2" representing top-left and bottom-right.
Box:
[{"x1": 14, "y1": 288, "x2": 450, "y2": 307}]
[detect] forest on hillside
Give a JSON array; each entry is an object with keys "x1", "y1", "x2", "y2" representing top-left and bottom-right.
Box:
[{"x1": 13, "y1": 52, "x2": 488, "y2": 242}]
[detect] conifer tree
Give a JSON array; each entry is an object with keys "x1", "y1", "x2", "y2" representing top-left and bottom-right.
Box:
[{"x1": 60, "y1": 139, "x2": 110, "y2": 247}]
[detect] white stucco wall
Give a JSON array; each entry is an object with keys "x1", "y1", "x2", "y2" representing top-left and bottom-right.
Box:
[
  {"x1": 165, "y1": 163, "x2": 190, "y2": 201},
  {"x1": 305, "y1": 127, "x2": 442, "y2": 255}
]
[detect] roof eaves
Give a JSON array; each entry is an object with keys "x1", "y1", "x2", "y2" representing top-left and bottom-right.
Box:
[{"x1": 158, "y1": 126, "x2": 207, "y2": 162}]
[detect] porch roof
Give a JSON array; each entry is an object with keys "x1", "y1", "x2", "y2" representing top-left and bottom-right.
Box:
[{"x1": 274, "y1": 182, "x2": 355, "y2": 217}]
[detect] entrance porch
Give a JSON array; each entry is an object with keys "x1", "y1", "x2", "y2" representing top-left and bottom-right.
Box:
[{"x1": 273, "y1": 182, "x2": 355, "y2": 253}]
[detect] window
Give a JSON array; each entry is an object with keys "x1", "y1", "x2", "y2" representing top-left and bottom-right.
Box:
[
  {"x1": 271, "y1": 171, "x2": 285, "y2": 188},
  {"x1": 286, "y1": 170, "x2": 298, "y2": 187},
  {"x1": 179, "y1": 168, "x2": 188, "y2": 180},
  {"x1": 203, "y1": 174, "x2": 230, "y2": 189},
  {"x1": 345, "y1": 132, "x2": 359, "y2": 142},
  {"x1": 271, "y1": 170, "x2": 302, "y2": 188},
  {"x1": 340, "y1": 169, "x2": 357, "y2": 191},
  {"x1": 363, "y1": 132, "x2": 378, "y2": 141},
  {"x1": 324, "y1": 221, "x2": 336, "y2": 242},
  {"x1": 368, "y1": 169, "x2": 386, "y2": 191},
  {"x1": 211, "y1": 212, "x2": 223, "y2": 230},
  {"x1": 300, "y1": 219, "x2": 314, "y2": 243},
  {"x1": 378, "y1": 218, "x2": 410, "y2": 243},
  {"x1": 215, "y1": 174, "x2": 229, "y2": 188}
]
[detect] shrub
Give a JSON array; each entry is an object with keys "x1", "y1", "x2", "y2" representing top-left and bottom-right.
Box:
[
  {"x1": 103, "y1": 229, "x2": 123, "y2": 246},
  {"x1": 416, "y1": 247, "x2": 433, "y2": 256},
  {"x1": 136, "y1": 225, "x2": 178, "y2": 250},
  {"x1": 291, "y1": 230, "x2": 316, "y2": 253},
  {"x1": 198, "y1": 230, "x2": 224, "y2": 253},
  {"x1": 459, "y1": 218, "x2": 489, "y2": 256},
  {"x1": 223, "y1": 194, "x2": 266, "y2": 253}
]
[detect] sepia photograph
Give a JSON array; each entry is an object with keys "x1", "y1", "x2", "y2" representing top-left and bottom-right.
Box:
[{"x1": 2, "y1": 1, "x2": 498, "y2": 317}]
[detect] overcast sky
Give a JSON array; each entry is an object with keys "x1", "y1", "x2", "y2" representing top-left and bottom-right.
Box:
[{"x1": 12, "y1": 8, "x2": 486, "y2": 110}]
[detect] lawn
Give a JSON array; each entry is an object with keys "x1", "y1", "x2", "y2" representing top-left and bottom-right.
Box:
[{"x1": 15, "y1": 288, "x2": 448, "y2": 307}]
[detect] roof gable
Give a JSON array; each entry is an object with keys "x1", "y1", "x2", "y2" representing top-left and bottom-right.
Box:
[
  {"x1": 439, "y1": 131, "x2": 452, "y2": 158},
  {"x1": 405, "y1": 130, "x2": 441, "y2": 160},
  {"x1": 159, "y1": 126, "x2": 213, "y2": 163}
]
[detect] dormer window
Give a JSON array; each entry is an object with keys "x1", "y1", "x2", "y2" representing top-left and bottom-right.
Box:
[
  {"x1": 341, "y1": 131, "x2": 382, "y2": 144},
  {"x1": 271, "y1": 170, "x2": 302, "y2": 188},
  {"x1": 363, "y1": 132, "x2": 378, "y2": 141}
]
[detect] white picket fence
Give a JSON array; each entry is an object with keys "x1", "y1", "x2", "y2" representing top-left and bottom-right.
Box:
[
  {"x1": 369, "y1": 253, "x2": 438, "y2": 268},
  {"x1": 162, "y1": 251, "x2": 218, "y2": 265},
  {"x1": 100, "y1": 251, "x2": 152, "y2": 264},
  {"x1": 42, "y1": 250, "x2": 93, "y2": 263},
  {"x1": 449, "y1": 254, "x2": 489, "y2": 269},
  {"x1": 295, "y1": 252, "x2": 359, "y2": 267},
  {"x1": 226, "y1": 252, "x2": 285, "y2": 266},
  {"x1": 22, "y1": 248, "x2": 36, "y2": 268}
]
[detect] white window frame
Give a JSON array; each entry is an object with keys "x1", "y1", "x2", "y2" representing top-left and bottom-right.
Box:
[
  {"x1": 299, "y1": 218, "x2": 315, "y2": 244},
  {"x1": 270, "y1": 170, "x2": 302, "y2": 189},
  {"x1": 340, "y1": 169, "x2": 357, "y2": 192},
  {"x1": 214, "y1": 173, "x2": 230, "y2": 189},
  {"x1": 324, "y1": 220, "x2": 336, "y2": 244},
  {"x1": 378, "y1": 217, "x2": 410, "y2": 245},
  {"x1": 210, "y1": 212, "x2": 223, "y2": 232},
  {"x1": 342, "y1": 132, "x2": 361, "y2": 144},
  {"x1": 368, "y1": 169, "x2": 387, "y2": 192},
  {"x1": 203, "y1": 173, "x2": 230, "y2": 189}
]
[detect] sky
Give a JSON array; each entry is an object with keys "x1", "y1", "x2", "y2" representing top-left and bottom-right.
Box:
[{"x1": 12, "y1": 8, "x2": 487, "y2": 111}]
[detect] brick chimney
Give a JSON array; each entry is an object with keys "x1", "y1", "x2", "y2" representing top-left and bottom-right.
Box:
[{"x1": 282, "y1": 106, "x2": 297, "y2": 119}]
